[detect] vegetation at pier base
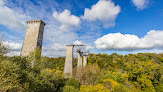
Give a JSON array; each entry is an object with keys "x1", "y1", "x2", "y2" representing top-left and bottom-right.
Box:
[{"x1": 0, "y1": 42, "x2": 163, "y2": 92}]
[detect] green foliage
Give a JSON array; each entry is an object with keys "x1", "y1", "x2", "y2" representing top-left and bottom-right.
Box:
[
  {"x1": 65, "y1": 78, "x2": 80, "y2": 89},
  {"x1": 45, "y1": 57, "x2": 65, "y2": 70},
  {"x1": 155, "y1": 82, "x2": 163, "y2": 92},
  {"x1": 0, "y1": 60, "x2": 25, "y2": 92},
  {"x1": 100, "y1": 71, "x2": 126, "y2": 83},
  {"x1": 124, "y1": 60, "x2": 158, "y2": 91},
  {"x1": 0, "y1": 42, "x2": 162, "y2": 92},
  {"x1": 80, "y1": 84, "x2": 110, "y2": 92},
  {"x1": 0, "y1": 41, "x2": 8, "y2": 55},
  {"x1": 34, "y1": 68, "x2": 64, "y2": 92},
  {"x1": 76, "y1": 63, "x2": 101, "y2": 85},
  {"x1": 112, "y1": 84, "x2": 128, "y2": 92},
  {"x1": 63, "y1": 85, "x2": 79, "y2": 92},
  {"x1": 87, "y1": 53, "x2": 162, "y2": 92}
]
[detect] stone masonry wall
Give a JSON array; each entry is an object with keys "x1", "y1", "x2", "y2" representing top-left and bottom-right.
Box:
[
  {"x1": 63, "y1": 45, "x2": 74, "y2": 78},
  {"x1": 83, "y1": 55, "x2": 88, "y2": 68},
  {"x1": 21, "y1": 20, "x2": 46, "y2": 56}
]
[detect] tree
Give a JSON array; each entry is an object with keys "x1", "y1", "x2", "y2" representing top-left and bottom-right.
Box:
[
  {"x1": 65, "y1": 78, "x2": 80, "y2": 89},
  {"x1": 63, "y1": 85, "x2": 79, "y2": 92},
  {"x1": 0, "y1": 60, "x2": 25, "y2": 92},
  {"x1": 124, "y1": 60, "x2": 158, "y2": 91},
  {"x1": 0, "y1": 41, "x2": 8, "y2": 55},
  {"x1": 80, "y1": 84, "x2": 110, "y2": 92},
  {"x1": 75, "y1": 63, "x2": 101, "y2": 85}
]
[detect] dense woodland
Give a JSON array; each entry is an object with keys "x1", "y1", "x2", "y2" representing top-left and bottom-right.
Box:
[{"x1": 0, "y1": 41, "x2": 163, "y2": 92}]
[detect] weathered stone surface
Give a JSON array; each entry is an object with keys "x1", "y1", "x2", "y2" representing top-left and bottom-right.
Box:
[
  {"x1": 76, "y1": 50, "x2": 83, "y2": 78},
  {"x1": 63, "y1": 45, "x2": 74, "y2": 78},
  {"x1": 77, "y1": 52, "x2": 83, "y2": 71},
  {"x1": 21, "y1": 20, "x2": 46, "y2": 56},
  {"x1": 83, "y1": 55, "x2": 88, "y2": 68}
]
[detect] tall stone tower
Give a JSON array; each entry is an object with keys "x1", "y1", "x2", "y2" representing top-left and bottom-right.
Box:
[
  {"x1": 77, "y1": 49, "x2": 83, "y2": 72},
  {"x1": 83, "y1": 55, "x2": 88, "y2": 68},
  {"x1": 76, "y1": 49, "x2": 83, "y2": 78},
  {"x1": 21, "y1": 20, "x2": 46, "y2": 56},
  {"x1": 63, "y1": 45, "x2": 74, "y2": 78}
]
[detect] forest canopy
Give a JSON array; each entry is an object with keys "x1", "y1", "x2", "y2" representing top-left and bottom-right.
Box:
[{"x1": 0, "y1": 41, "x2": 162, "y2": 92}]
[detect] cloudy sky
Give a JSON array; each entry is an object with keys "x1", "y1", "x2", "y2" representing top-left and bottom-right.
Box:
[{"x1": 0, "y1": 0, "x2": 163, "y2": 57}]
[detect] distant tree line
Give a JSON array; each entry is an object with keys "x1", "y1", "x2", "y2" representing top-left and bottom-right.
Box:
[{"x1": 0, "y1": 40, "x2": 162, "y2": 92}]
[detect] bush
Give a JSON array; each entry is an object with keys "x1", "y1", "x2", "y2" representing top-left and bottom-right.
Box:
[
  {"x1": 34, "y1": 68, "x2": 64, "y2": 92},
  {"x1": 100, "y1": 71, "x2": 126, "y2": 83},
  {"x1": 76, "y1": 63, "x2": 101, "y2": 85},
  {"x1": 0, "y1": 60, "x2": 24, "y2": 92},
  {"x1": 63, "y1": 85, "x2": 79, "y2": 92},
  {"x1": 112, "y1": 84, "x2": 128, "y2": 92},
  {"x1": 65, "y1": 78, "x2": 80, "y2": 89},
  {"x1": 103, "y1": 79, "x2": 119, "y2": 91},
  {"x1": 80, "y1": 84, "x2": 110, "y2": 92},
  {"x1": 155, "y1": 82, "x2": 163, "y2": 92}
]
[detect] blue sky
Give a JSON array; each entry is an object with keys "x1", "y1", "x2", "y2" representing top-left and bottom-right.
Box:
[{"x1": 0, "y1": 0, "x2": 163, "y2": 57}]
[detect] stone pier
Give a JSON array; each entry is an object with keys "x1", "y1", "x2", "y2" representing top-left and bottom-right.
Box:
[
  {"x1": 76, "y1": 49, "x2": 83, "y2": 78},
  {"x1": 21, "y1": 20, "x2": 46, "y2": 56},
  {"x1": 21, "y1": 20, "x2": 46, "y2": 67},
  {"x1": 63, "y1": 45, "x2": 74, "y2": 78},
  {"x1": 77, "y1": 50, "x2": 83, "y2": 71},
  {"x1": 83, "y1": 55, "x2": 88, "y2": 68}
]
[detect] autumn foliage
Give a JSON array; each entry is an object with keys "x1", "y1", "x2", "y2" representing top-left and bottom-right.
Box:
[{"x1": 0, "y1": 41, "x2": 162, "y2": 92}]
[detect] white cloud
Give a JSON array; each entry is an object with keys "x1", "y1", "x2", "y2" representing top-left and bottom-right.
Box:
[
  {"x1": 0, "y1": 0, "x2": 99, "y2": 57},
  {"x1": 0, "y1": 0, "x2": 4, "y2": 5},
  {"x1": 1, "y1": 0, "x2": 79, "y2": 57},
  {"x1": 6, "y1": 51, "x2": 20, "y2": 56},
  {"x1": 73, "y1": 40, "x2": 84, "y2": 45},
  {"x1": 131, "y1": 0, "x2": 149, "y2": 10},
  {"x1": 73, "y1": 40, "x2": 94, "y2": 53},
  {"x1": 0, "y1": 0, "x2": 25, "y2": 29},
  {"x1": 53, "y1": 9, "x2": 80, "y2": 30},
  {"x1": 3, "y1": 41, "x2": 22, "y2": 51},
  {"x1": 51, "y1": 44, "x2": 66, "y2": 51},
  {"x1": 43, "y1": 44, "x2": 65, "y2": 51},
  {"x1": 95, "y1": 30, "x2": 163, "y2": 50},
  {"x1": 42, "y1": 43, "x2": 66, "y2": 57},
  {"x1": 82, "y1": 0, "x2": 120, "y2": 28},
  {"x1": 2, "y1": 41, "x2": 22, "y2": 56},
  {"x1": 86, "y1": 46, "x2": 94, "y2": 51}
]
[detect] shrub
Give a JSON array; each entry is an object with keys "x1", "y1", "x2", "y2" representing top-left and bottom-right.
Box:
[
  {"x1": 103, "y1": 79, "x2": 119, "y2": 91},
  {"x1": 65, "y1": 78, "x2": 80, "y2": 89},
  {"x1": 155, "y1": 82, "x2": 163, "y2": 92},
  {"x1": 63, "y1": 85, "x2": 79, "y2": 92},
  {"x1": 35, "y1": 68, "x2": 64, "y2": 92},
  {"x1": 77, "y1": 63, "x2": 101, "y2": 85},
  {"x1": 112, "y1": 84, "x2": 128, "y2": 92},
  {"x1": 80, "y1": 84, "x2": 110, "y2": 92},
  {"x1": 0, "y1": 60, "x2": 24, "y2": 92},
  {"x1": 100, "y1": 71, "x2": 126, "y2": 83}
]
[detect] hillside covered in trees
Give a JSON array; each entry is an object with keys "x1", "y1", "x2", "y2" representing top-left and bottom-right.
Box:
[{"x1": 0, "y1": 41, "x2": 163, "y2": 92}]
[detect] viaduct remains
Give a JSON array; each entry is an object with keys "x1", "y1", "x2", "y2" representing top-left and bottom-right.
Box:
[
  {"x1": 21, "y1": 20, "x2": 46, "y2": 56},
  {"x1": 21, "y1": 20, "x2": 89, "y2": 78},
  {"x1": 63, "y1": 45, "x2": 89, "y2": 78}
]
